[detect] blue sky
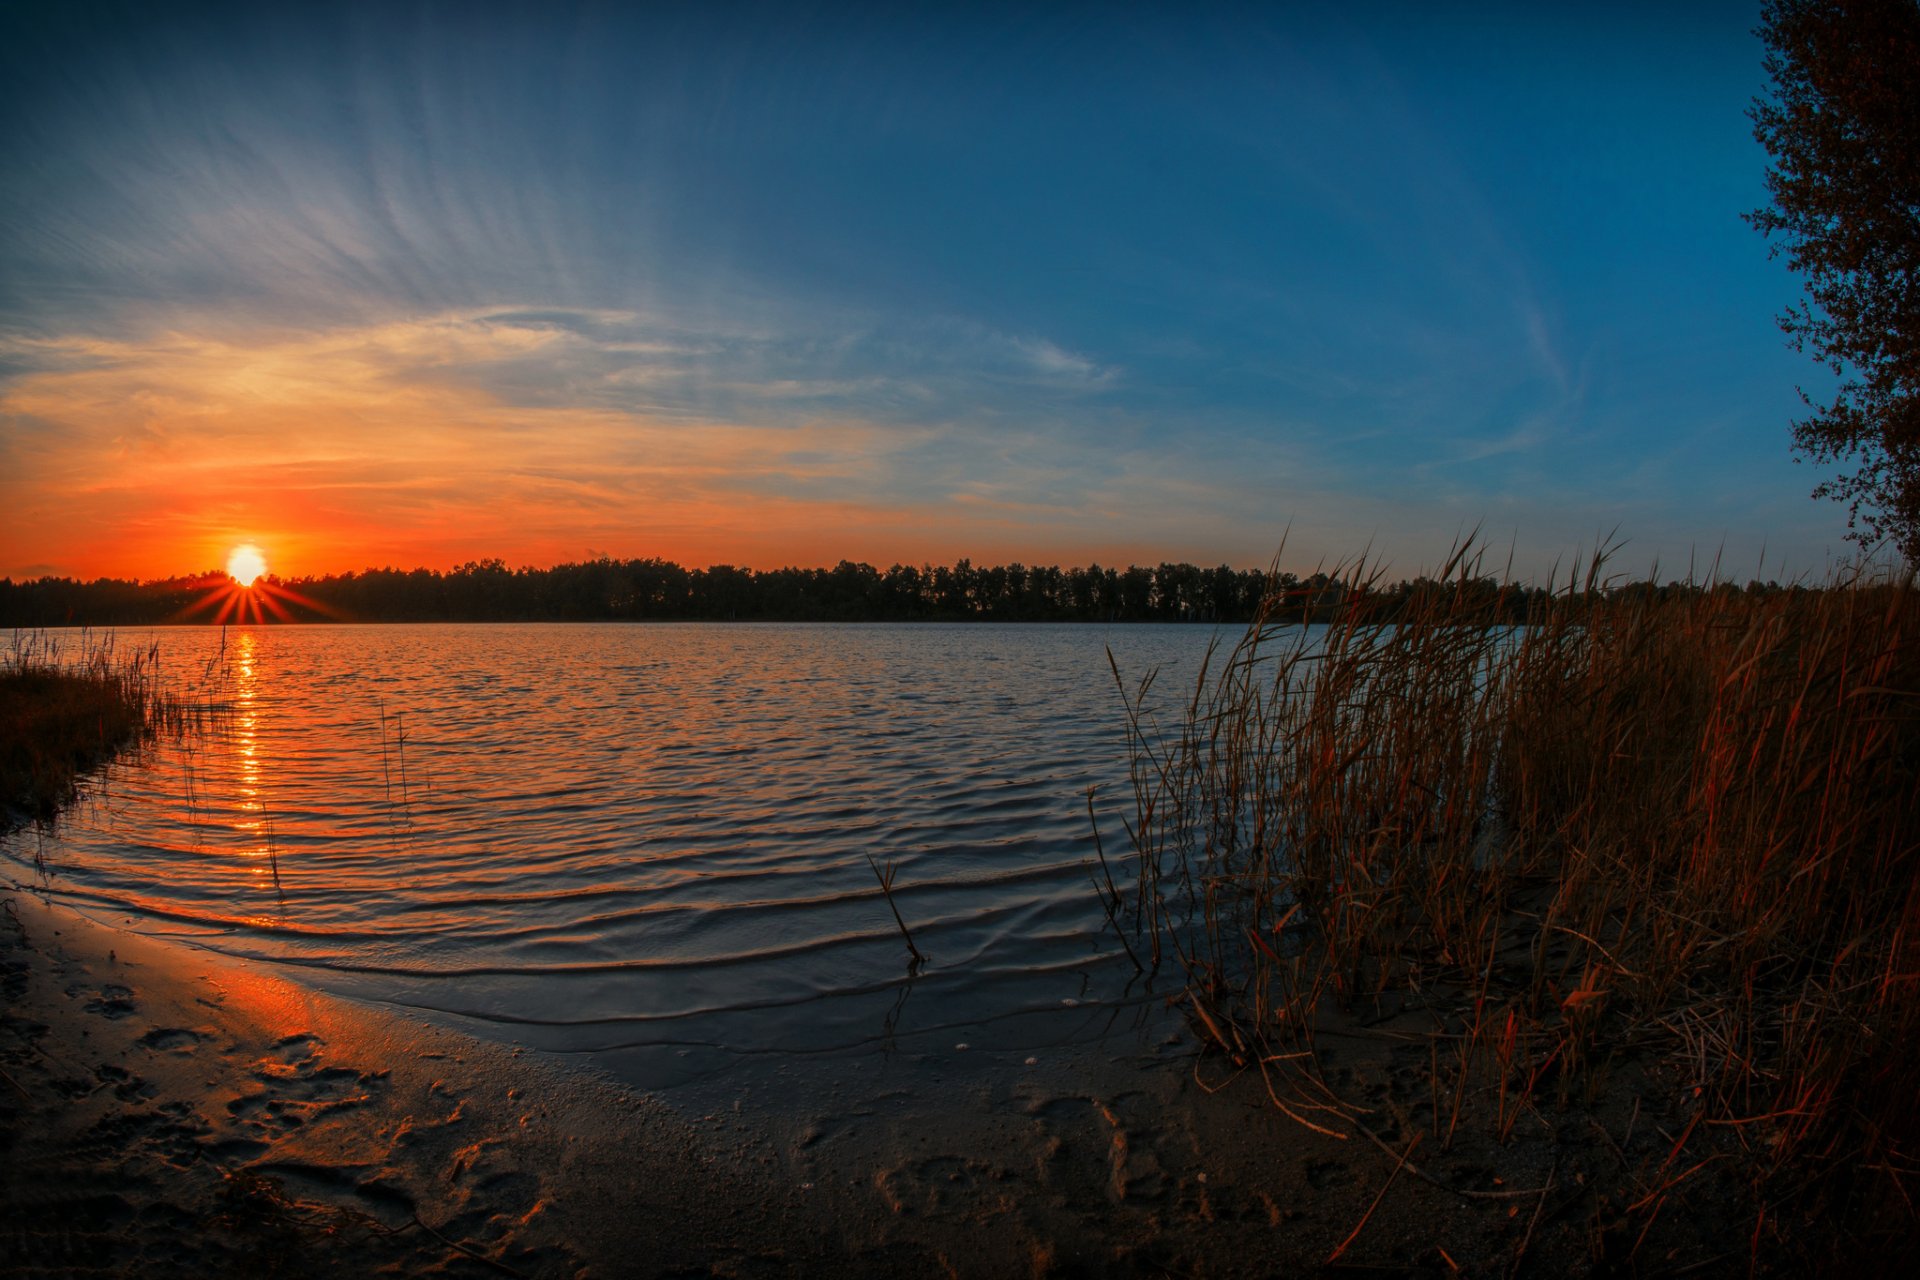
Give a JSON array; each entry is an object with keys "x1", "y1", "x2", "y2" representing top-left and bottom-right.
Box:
[{"x1": 0, "y1": 1, "x2": 1843, "y2": 581}]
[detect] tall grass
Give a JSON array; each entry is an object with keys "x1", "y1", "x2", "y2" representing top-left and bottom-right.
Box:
[
  {"x1": 1, "y1": 631, "x2": 209, "y2": 824},
  {"x1": 1104, "y1": 543, "x2": 1919, "y2": 1256}
]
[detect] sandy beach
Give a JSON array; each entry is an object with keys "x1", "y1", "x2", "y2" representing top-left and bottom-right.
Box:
[
  {"x1": 0, "y1": 880, "x2": 1786, "y2": 1278},
  {"x1": 0, "y1": 890, "x2": 834, "y2": 1277}
]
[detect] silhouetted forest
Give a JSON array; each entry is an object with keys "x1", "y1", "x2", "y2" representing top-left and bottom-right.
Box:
[{"x1": 0, "y1": 556, "x2": 1807, "y2": 628}]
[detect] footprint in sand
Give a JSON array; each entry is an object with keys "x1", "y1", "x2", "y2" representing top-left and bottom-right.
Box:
[
  {"x1": 262, "y1": 1032, "x2": 321, "y2": 1066},
  {"x1": 49, "y1": 1074, "x2": 99, "y2": 1100},
  {"x1": 78, "y1": 1102, "x2": 211, "y2": 1169},
  {"x1": 872, "y1": 1155, "x2": 1012, "y2": 1218},
  {"x1": 200, "y1": 1136, "x2": 272, "y2": 1163},
  {"x1": 137, "y1": 1027, "x2": 202, "y2": 1053},
  {"x1": 440, "y1": 1155, "x2": 549, "y2": 1258},
  {"x1": 96, "y1": 1062, "x2": 154, "y2": 1101},
  {"x1": 226, "y1": 1093, "x2": 269, "y2": 1122},
  {"x1": 250, "y1": 1034, "x2": 332, "y2": 1083},
  {"x1": 232, "y1": 1034, "x2": 390, "y2": 1137},
  {"x1": 79, "y1": 984, "x2": 136, "y2": 1019}
]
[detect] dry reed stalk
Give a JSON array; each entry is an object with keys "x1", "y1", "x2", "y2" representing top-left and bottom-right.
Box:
[
  {"x1": 1101, "y1": 538, "x2": 1920, "y2": 1257},
  {"x1": 2, "y1": 631, "x2": 216, "y2": 823},
  {"x1": 1326, "y1": 1132, "x2": 1421, "y2": 1264},
  {"x1": 866, "y1": 852, "x2": 926, "y2": 969}
]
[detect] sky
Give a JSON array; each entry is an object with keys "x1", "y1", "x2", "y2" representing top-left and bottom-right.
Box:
[{"x1": 0, "y1": 0, "x2": 1852, "y2": 584}]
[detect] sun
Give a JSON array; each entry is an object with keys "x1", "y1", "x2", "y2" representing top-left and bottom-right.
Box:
[
  {"x1": 227, "y1": 543, "x2": 268, "y2": 587},
  {"x1": 184, "y1": 545, "x2": 325, "y2": 623}
]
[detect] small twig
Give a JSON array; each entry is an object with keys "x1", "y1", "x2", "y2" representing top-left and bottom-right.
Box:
[
  {"x1": 1510, "y1": 1156, "x2": 1558, "y2": 1279},
  {"x1": 1627, "y1": 1153, "x2": 1727, "y2": 1215},
  {"x1": 1654, "y1": 1250, "x2": 1739, "y2": 1276},
  {"x1": 1328, "y1": 1132, "x2": 1421, "y2": 1264},
  {"x1": 1253, "y1": 1055, "x2": 1349, "y2": 1140},
  {"x1": 395, "y1": 711, "x2": 411, "y2": 816},
  {"x1": 409, "y1": 1214, "x2": 530, "y2": 1279},
  {"x1": 377, "y1": 698, "x2": 392, "y2": 803},
  {"x1": 1086, "y1": 787, "x2": 1144, "y2": 972},
  {"x1": 1351, "y1": 1121, "x2": 1553, "y2": 1201},
  {"x1": 0, "y1": 1061, "x2": 30, "y2": 1100}
]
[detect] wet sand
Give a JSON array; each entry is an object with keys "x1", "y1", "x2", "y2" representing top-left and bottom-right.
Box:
[
  {"x1": 0, "y1": 892, "x2": 830, "y2": 1277},
  {"x1": 2, "y1": 888, "x2": 1778, "y2": 1278}
]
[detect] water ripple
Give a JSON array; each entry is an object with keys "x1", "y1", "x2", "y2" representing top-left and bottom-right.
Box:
[{"x1": 5, "y1": 622, "x2": 1224, "y2": 1070}]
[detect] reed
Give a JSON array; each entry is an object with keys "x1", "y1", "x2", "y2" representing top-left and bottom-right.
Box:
[
  {"x1": 866, "y1": 852, "x2": 927, "y2": 971},
  {"x1": 1105, "y1": 541, "x2": 1919, "y2": 1262},
  {"x1": 2, "y1": 632, "x2": 210, "y2": 825}
]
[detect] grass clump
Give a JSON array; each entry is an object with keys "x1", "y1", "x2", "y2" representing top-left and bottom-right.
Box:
[
  {"x1": 1104, "y1": 541, "x2": 1919, "y2": 1267},
  {"x1": 1, "y1": 633, "x2": 203, "y2": 825}
]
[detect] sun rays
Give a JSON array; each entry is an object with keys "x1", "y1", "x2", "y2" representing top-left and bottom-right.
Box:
[{"x1": 178, "y1": 571, "x2": 335, "y2": 625}]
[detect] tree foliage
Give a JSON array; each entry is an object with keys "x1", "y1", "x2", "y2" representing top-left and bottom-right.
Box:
[{"x1": 1748, "y1": 0, "x2": 1920, "y2": 558}]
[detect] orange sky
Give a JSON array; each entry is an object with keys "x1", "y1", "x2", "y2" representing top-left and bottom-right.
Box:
[
  {"x1": 0, "y1": 3, "x2": 1858, "y2": 588},
  {"x1": 0, "y1": 306, "x2": 1838, "y2": 586},
  {"x1": 1, "y1": 313, "x2": 1302, "y2": 581}
]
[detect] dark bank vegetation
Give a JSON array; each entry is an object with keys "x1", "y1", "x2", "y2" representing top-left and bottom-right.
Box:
[
  {"x1": 0, "y1": 553, "x2": 1822, "y2": 629},
  {"x1": 1104, "y1": 542, "x2": 1919, "y2": 1270},
  {"x1": 0, "y1": 633, "x2": 208, "y2": 825}
]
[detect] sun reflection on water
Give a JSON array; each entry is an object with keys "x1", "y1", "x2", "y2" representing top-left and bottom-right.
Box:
[{"x1": 225, "y1": 632, "x2": 286, "y2": 914}]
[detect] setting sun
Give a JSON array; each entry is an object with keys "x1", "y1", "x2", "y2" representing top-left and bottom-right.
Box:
[{"x1": 227, "y1": 544, "x2": 268, "y2": 587}]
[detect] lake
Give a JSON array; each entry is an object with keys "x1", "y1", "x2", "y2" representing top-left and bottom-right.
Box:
[{"x1": 4, "y1": 623, "x2": 1229, "y2": 1089}]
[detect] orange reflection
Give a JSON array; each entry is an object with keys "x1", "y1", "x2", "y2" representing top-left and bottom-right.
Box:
[
  {"x1": 221, "y1": 632, "x2": 287, "y2": 910},
  {"x1": 204, "y1": 957, "x2": 318, "y2": 1035},
  {"x1": 233, "y1": 632, "x2": 265, "y2": 859}
]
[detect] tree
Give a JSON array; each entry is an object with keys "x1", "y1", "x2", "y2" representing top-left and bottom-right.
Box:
[{"x1": 1748, "y1": 0, "x2": 1920, "y2": 558}]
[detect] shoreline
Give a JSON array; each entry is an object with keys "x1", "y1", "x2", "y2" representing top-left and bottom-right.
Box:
[
  {"x1": 3, "y1": 885, "x2": 1837, "y2": 1277},
  {"x1": 0, "y1": 889, "x2": 831, "y2": 1278}
]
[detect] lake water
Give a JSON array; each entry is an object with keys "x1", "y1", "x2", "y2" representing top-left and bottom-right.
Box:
[{"x1": 5, "y1": 623, "x2": 1229, "y2": 1088}]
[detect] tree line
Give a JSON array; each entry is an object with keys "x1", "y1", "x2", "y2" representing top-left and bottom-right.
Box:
[{"x1": 0, "y1": 556, "x2": 1818, "y2": 629}]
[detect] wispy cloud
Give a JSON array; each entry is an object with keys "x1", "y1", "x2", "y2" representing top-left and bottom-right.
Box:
[
  {"x1": 0, "y1": 4, "x2": 1836, "y2": 583},
  {"x1": 0, "y1": 307, "x2": 1163, "y2": 578}
]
